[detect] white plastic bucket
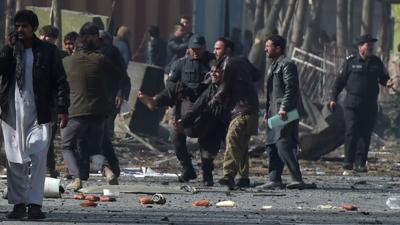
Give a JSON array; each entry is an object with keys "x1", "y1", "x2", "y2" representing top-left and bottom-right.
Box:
[{"x1": 44, "y1": 177, "x2": 61, "y2": 198}]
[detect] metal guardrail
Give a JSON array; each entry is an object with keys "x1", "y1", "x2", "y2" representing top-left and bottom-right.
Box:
[{"x1": 291, "y1": 47, "x2": 336, "y2": 73}]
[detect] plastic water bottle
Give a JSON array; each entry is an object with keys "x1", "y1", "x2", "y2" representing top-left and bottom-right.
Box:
[{"x1": 386, "y1": 196, "x2": 400, "y2": 209}]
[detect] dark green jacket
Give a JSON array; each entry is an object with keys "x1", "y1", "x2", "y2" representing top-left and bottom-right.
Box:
[{"x1": 63, "y1": 51, "x2": 122, "y2": 118}]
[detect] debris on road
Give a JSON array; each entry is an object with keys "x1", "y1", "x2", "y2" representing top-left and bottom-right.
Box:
[
  {"x1": 341, "y1": 203, "x2": 358, "y2": 211},
  {"x1": 138, "y1": 196, "x2": 154, "y2": 204},
  {"x1": 386, "y1": 196, "x2": 400, "y2": 209},
  {"x1": 192, "y1": 200, "x2": 211, "y2": 207},
  {"x1": 151, "y1": 193, "x2": 166, "y2": 204},
  {"x1": 80, "y1": 184, "x2": 190, "y2": 195},
  {"x1": 80, "y1": 200, "x2": 98, "y2": 207},
  {"x1": 216, "y1": 200, "x2": 235, "y2": 208},
  {"x1": 318, "y1": 205, "x2": 340, "y2": 210},
  {"x1": 100, "y1": 195, "x2": 116, "y2": 202},
  {"x1": 73, "y1": 193, "x2": 85, "y2": 200}
]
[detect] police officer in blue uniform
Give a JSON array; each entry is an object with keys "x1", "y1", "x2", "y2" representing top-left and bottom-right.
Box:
[
  {"x1": 330, "y1": 34, "x2": 394, "y2": 174},
  {"x1": 167, "y1": 34, "x2": 215, "y2": 183}
]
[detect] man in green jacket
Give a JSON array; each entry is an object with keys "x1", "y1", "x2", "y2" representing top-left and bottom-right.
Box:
[{"x1": 61, "y1": 23, "x2": 123, "y2": 191}]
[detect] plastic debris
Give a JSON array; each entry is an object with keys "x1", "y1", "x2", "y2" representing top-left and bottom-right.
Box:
[
  {"x1": 386, "y1": 196, "x2": 400, "y2": 209},
  {"x1": 216, "y1": 200, "x2": 235, "y2": 208},
  {"x1": 151, "y1": 193, "x2": 166, "y2": 204},
  {"x1": 318, "y1": 205, "x2": 340, "y2": 210}
]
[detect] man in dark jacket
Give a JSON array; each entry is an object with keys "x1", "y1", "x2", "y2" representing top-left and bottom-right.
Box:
[
  {"x1": 329, "y1": 34, "x2": 394, "y2": 174},
  {"x1": 138, "y1": 62, "x2": 227, "y2": 186},
  {"x1": 61, "y1": 24, "x2": 123, "y2": 191},
  {"x1": 0, "y1": 10, "x2": 69, "y2": 219},
  {"x1": 99, "y1": 29, "x2": 130, "y2": 185},
  {"x1": 213, "y1": 38, "x2": 261, "y2": 190},
  {"x1": 146, "y1": 25, "x2": 166, "y2": 67},
  {"x1": 165, "y1": 23, "x2": 187, "y2": 74},
  {"x1": 257, "y1": 35, "x2": 304, "y2": 190}
]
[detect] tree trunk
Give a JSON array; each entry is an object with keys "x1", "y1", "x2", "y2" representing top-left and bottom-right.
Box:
[
  {"x1": 0, "y1": 0, "x2": 5, "y2": 47},
  {"x1": 51, "y1": 0, "x2": 62, "y2": 48},
  {"x1": 347, "y1": 0, "x2": 353, "y2": 43},
  {"x1": 245, "y1": 0, "x2": 256, "y2": 24},
  {"x1": 263, "y1": 0, "x2": 269, "y2": 27},
  {"x1": 289, "y1": 0, "x2": 308, "y2": 54},
  {"x1": 253, "y1": 0, "x2": 265, "y2": 35},
  {"x1": 15, "y1": 0, "x2": 22, "y2": 11},
  {"x1": 264, "y1": 0, "x2": 283, "y2": 34},
  {"x1": 336, "y1": 0, "x2": 348, "y2": 51},
  {"x1": 377, "y1": 1, "x2": 391, "y2": 61},
  {"x1": 281, "y1": 0, "x2": 297, "y2": 39},
  {"x1": 5, "y1": 0, "x2": 15, "y2": 43},
  {"x1": 302, "y1": 0, "x2": 322, "y2": 52},
  {"x1": 361, "y1": 0, "x2": 374, "y2": 35}
]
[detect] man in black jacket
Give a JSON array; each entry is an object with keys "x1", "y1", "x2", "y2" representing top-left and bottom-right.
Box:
[
  {"x1": 0, "y1": 10, "x2": 69, "y2": 219},
  {"x1": 213, "y1": 38, "x2": 261, "y2": 190},
  {"x1": 329, "y1": 34, "x2": 394, "y2": 174},
  {"x1": 138, "y1": 62, "x2": 227, "y2": 186},
  {"x1": 257, "y1": 34, "x2": 304, "y2": 190}
]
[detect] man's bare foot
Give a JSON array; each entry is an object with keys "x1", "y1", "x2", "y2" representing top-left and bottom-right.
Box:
[{"x1": 137, "y1": 91, "x2": 157, "y2": 110}]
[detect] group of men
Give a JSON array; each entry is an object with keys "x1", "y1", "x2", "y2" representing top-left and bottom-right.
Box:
[
  {"x1": 0, "y1": 10, "x2": 131, "y2": 219},
  {"x1": 0, "y1": 9, "x2": 394, "y2": 221}
]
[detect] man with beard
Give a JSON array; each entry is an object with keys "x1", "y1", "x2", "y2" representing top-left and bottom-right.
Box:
[
  {"x1": 213, "y1": 38, "x2": 261, "y2": 190},
  {"x1": 257, "y1": 34, "x2": 304, "y2": 190},
  {"x1": 329, "y1": 34, "x2": 394, "y2": 175},
  {"x1": 0, "y1": 10, "x2": 69, "y2": 219}
]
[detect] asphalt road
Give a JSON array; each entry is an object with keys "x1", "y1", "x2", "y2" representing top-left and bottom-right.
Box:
[{"x1": 0, "y1": 174, "x2": 399, "y2": 225}]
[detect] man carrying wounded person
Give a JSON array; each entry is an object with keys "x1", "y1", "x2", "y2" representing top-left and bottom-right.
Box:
[{"x1": 138, "y1": 62, "x2": 227, "y2": 186}]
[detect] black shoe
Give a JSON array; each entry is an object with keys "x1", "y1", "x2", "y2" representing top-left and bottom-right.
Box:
[
  {"x1": 354, "y1": 165, "x2": 368, "y2": 173},
  {"x1": 6, "y1": 204, "x2": 26, "y2": 219},
  {"x1": 203, "y1": 173, "x2": 214, "y2": 186},
  {"x1": 178, "y1": 167, "x2": 197, "y2": 182},
  {"x1": 343, "y1": 163, "x2": 353, "y2": 170},
  {"x1": 218, "y1": 176, "x2": 235, "y2": 190},
  {"x1": 256, "y1": 181, "x2": 284, "y2": 190},
  {"x1": 286, "y1": 181, "x2": 306, "y2": 189},
  {"x1": 203, "y1": 179, "x2": 214, "y2": 186},
  {"x1": 236, "y1": 178, "x2": 250, "y2": 188},
  {"x1": 27, "y1": 204, "x2": 46, "y2": 220},
  {"x1": 49, "y1": 170, "x2": 59, "y2": 178}
]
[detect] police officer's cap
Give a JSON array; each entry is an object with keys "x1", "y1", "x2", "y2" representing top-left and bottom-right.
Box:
[
  {"x1": 356, "y1": 34, "x2": 377, "y2": 46},
  {"x1": 189, "y1": 34, "x2": 206, "y2": 49}
]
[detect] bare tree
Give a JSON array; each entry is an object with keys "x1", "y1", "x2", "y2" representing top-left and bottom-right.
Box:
[
  {"x1": 347, "y1": 0, "x2": 354, "y2": 42},
  {"x1": 263, "y1": 0, "x2": 271, "y2": 28},
  {"x1": 361, "y1": 0, "x2": 374, "y2": 35},
  {"x1": 245, "y1": 0, "x2": 256, "y2": 24},
  {"x1": 253, "y1": 0, "x2": 265, "y2": 35},
  {"x1": 289, "y1": 0, "x2": 308, "y2": 54},
  {"x1": 5, "y1": 0, "x2": 15, "y2": 43},
  {"x1": 377, "y1": 1, "x2": 391, "y2": 61},
  {"x1": 336, "y1": 0, "x2": 348, "y2": 51},
  {"x1": 0, "y1": 0, "x2": 5, "y2": 47},
  {"x1": 302, "y1": 0, "x2": 323, "y2": 52},
  {"x1": 50, "y1": 0, "x2": 62, "y2": 48},
  {"x1": 281, "y1": 0, "x2": 297, "y2": 39},
  {"x1": 15, "y1": 0, "x2": 22, "y2": 11}
]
